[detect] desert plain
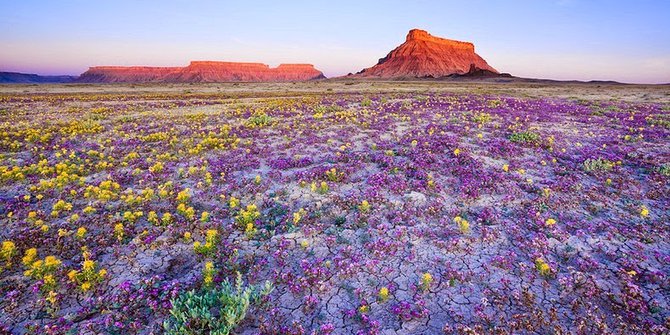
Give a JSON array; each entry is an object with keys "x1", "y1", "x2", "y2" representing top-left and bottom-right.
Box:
[{"x1": 0, "y1": 81, "x2": 669, "y2": 334}]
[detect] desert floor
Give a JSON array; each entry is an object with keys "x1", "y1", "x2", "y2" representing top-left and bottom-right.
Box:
[{"x1": 0, "y1": 81, "x2": 668, "y2": 334}]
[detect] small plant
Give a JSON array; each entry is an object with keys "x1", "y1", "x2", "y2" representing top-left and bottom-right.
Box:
[
  {"x1": 325, "y1": 167, "x2": 342, "y2": 182},
  {"x1": 114, "y1": 223, "x2": 124, "y2": 242},
  {"x1": 194, "y1": 229, "x2": 219, "y2": 257},
  {"x1": 292, "y1": 208, "x2": 307, "y2": 225},
  {"x1": 163, "y1": 273, "x2": 273, "y2": 335},
  {"x1": 319, "y1": 181, "x2": 329, "y2": 194},
  {"x1": 23, "y1": 253, "x2": 62, "y2": 292},
  {"x1": 583, "y1": 158, "x2": 614, "y2": 173},
  {"x1": 535, "y1": 258, "x2": 552, "y2": 277},
  {"x1": 236, "y1": 204, "x2": 260, "y2": 227},
  {"x1": 509, "y1": 131, "x2": 540, "y2": 145},
  {"x1": 454, "y1": 216, "x2": 470, "y2": 234},
  {"x1": 361, "y1": 98, "x2": 372, "y2": 107},
  {"x1": 67, "y1": 248, "x2": 106, "y2": 292},
  {"x1": 1, "y1": 241, "x2": 16, "y2": 270},
  {"x1": 162, "y1": 212, "x2": 174, "y2": 225},
  {"x1": 420, "y1": 272, "x2": 433, "y2": 292},
  {"x1": 378, "y1": 286, "x2": 389, "y2": 302},
  {"x1": 311, "y1": 181, "x2": 329, "y2": 194},
  {"x1": 176, "y1": 188, "x2": 191, "y2": 203},
  {"x1": 75, "y1": 226, "x2": 87, "y2": 239},
  {"x1": 203, "y1": 261, "x2": 216, "y2": 288},
  {"x1": 640, "y1": 205, "x2": 650, "y2": 218},
  {"x1": 177, "y1": 203, "x2": 196, "y2": 220},
  {"x1": 359, "y1": 200, "x2": 371, "y2": 213},
  {"x1": 334, "y1": 216, "x2": 346, "y2": 226},
  {"x1": 246, "y1": 112, "x2": 272, "y2": 128}
]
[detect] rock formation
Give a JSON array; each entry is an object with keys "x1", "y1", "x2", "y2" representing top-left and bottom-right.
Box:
[
  {"x1": 77, "y1": 66, "x2": 182, "y2": 83},
  {"x1": 77, "y1": 61, "x2": 325, "y2": 83},
  {"x1": 353, "y1": 29, "x2": 498, "y2": 78},
  {"x1": 0, "y1": 72, "x2": 76, "y2": 83}
]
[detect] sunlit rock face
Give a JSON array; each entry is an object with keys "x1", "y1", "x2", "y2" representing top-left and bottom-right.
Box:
[
  {"x1": 353, "y1": 29, "x2": 498, "y2": 78},
  {"x1": 78, "y1": 62, "x2": 325, "y2": 83}
]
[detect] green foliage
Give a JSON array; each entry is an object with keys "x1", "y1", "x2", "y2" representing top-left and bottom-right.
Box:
[
  {"x1": 508, "y1": 131, "x2": 540, "y2": 144},
  {"x1": 246, "y1": 112, "x2": 272, "y2": 127},
  {"x1": 657, "y1": 164, "x2": 670, "y2": 176},
  {"x1": 164, "y1": 273, "x2": 273, "y2": 335},
  {"x1": 487, "y1": 99, "x2": 503, "y2": 108},
  {"x1": 334, "y1": 216, "x2": 346, "y2": 226},
  {"x1": 360, "y1": 98, "x2": 372, "y2": 107},
  {"x1": 647, "y1": 114, "x2": 670, "y2": 129},
  {"x1": 583, "y1": 158, "x2": 615, "y2": 173},
  {"x1": 471, "y1": 112, "x2": 493, "y2": 124}
]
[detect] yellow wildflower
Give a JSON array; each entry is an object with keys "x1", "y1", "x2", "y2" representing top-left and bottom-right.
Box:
[
  {"x1": 640, "y1": 205, "x2": 649, "y2": 218},
  {"x1": 76, "y1": 227, "x2": 87, "y2": 239},
  {"x1": 22, "y1": 248, "x2": 37, "y2": 266},
  {"x1": 378, "y1": 286, "x2": 389, "y2": 302},
  {"x1": 67, "y1": 270, "x2": 78, "y2": 281},
  {"x1": 420, "y1": 272, "x2": 433, "y2": 291}
]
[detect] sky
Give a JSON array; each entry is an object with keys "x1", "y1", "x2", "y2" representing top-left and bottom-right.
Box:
[{"x1": 0, "y1": 0, "x2": 669, "y2": 83}]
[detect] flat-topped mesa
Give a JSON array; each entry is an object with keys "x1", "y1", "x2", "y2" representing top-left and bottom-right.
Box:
[
  {"x1": 353, "y1": 28, "x2": 499, "y2": 79},
  {"x1": 77, "y1": 61, "x2": 325, "y2": 83},
  {"x1": 405, "y1": 29, "x2": 475, "y2": 51},
  {"x1": 78, "y1": 66, "x2": 182, "y2": 83},
  {"x1": 186, "y1": 61, "x2": 269, "y2": 69}
]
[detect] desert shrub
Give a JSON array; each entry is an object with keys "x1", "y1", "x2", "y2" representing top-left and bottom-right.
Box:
[
  {"x1": 361, "y1": 98, "x2": 372, "y2": 107},
  {"x1": 246, "y1": 112, "x2": 272, "y2": 128},
  {"x1": 164, "y1": 273, "x2": 273, "y2": 335},
  {"x1": 508, "y1": 131, "x2": 540, "y2": 144},
  {"x1": 583, "y1": 158, "x2": 614, "y2": 172},
  {"x1": 657, "y1": 164, "x2": 670, "y2": 176},
  {"x1": 472, "y1": 112, "x2": 493, "y2": 124}
]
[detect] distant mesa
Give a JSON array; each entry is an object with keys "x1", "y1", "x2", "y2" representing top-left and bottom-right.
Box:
[
  {"x1": 351, "y1": 29, "x2": 501, "y2": 79},
  {"x1": 77, "y1": 61, "x2": 326, "y2": 83},
  {"x1": 0, "y1": 72, "x2": 77, "y2": 84},
  {"x1": 1, "y1": 30, "x2": 507, "y2": 84}
]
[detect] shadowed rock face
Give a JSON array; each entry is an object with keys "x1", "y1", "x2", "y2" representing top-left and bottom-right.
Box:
[
  {"x1": 354, "y1": 29, "x2": 498, "y2": 78},
  {"x1": 78, "y1": 61, "x2": 325, "y2": 83},
  {"x1": 0, "y1": 72, "x2": 77, "y2": 83}
]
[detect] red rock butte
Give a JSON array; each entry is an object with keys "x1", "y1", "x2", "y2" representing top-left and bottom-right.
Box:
[
  {"x1": 353, "y1": 29, "x2": 499, "y2": 78},
  {"x1": 77, "y1": 61, "x2": 325, "y2": 83}
]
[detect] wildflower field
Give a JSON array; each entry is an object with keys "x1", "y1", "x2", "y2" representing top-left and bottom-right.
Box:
[{"x1": 0, "y1": 83, "x2": 668, "y2": 334}]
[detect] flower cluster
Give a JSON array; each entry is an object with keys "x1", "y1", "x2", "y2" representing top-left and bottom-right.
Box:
[
  {"x1": 68, "y1": 248, "x2": 106, "y2": 292},
  {"x1": 193, "y1": 229, "x2": 218, "y2": 257}
]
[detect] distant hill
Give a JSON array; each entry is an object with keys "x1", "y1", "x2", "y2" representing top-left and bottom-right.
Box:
[
  {"x1": 76, "y1": 62, "x2": 326, "y2": 83},
  {"x1": 0, "y1": 72, "x2": 77, "y2": 83},
  {"x1": 349, "y1": 29, "x2": 501, "y2": 79}
]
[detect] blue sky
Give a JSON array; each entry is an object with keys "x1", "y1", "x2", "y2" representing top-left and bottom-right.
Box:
[{"x1": 1, "y1": 0, "x2": 668, "y2": 83}]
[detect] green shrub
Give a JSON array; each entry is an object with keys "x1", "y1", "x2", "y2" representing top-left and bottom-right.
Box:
[
  {"x1": 658, "y1": 164, "x2": 670, "y2": 176},
  {"x1": 472, "y1": 112, "x2": 493, "y2": 124},
  {"x1": 246, "y1": 112, "x2": 272, "y2": 127},
  {"x1": 164, "y1": 273, "x2": 273, "y2": 335},
  {"x1": 508, "y1": 131, "x2": 540, "y2": 144},
  {"x1": 583, "y1": 158, "x2": 615, "y2": 173},
  {"x1": 361, "y1": 98, "x2": 372, "y2": 107}
]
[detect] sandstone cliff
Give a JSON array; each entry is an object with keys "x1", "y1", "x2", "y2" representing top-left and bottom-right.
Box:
[
  {"x1": 353, "y1": 29, "x2": 498, "y2": 78},
  {"x1": 78, "y1": 61, "x2": 325, "y2": 83}
]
